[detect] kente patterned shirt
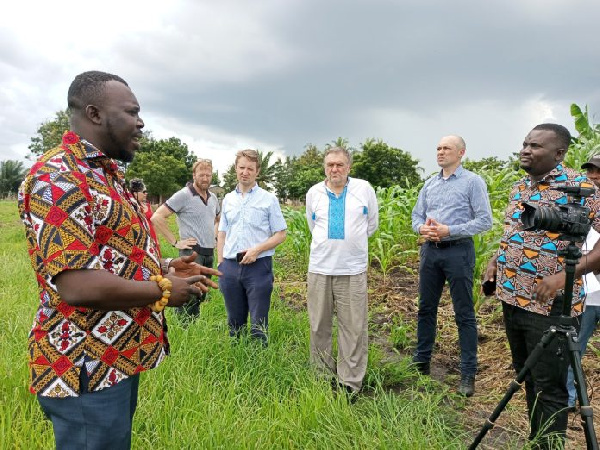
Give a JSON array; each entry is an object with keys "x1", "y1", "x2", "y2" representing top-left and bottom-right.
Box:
[
  {"x1": 495, "y1": 164, "x2": 600, "y2": 316},
  {"x1": 18, "y1": 131, "x2": 167, "y2": 397}
]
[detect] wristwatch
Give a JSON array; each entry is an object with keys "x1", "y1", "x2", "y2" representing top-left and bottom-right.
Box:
[{"x1": 161, "y1": 258, "x2": 173, "y2": 275}]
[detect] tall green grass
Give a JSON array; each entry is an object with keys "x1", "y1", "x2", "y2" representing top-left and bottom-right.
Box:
[{"x1": 0, "y1": 200, "x2": 481, "y2": 449}]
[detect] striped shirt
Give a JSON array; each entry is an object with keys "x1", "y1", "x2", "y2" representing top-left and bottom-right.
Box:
[
  {"x1": 165, "y1": 183, "x2": 221, "y2": 248},
  {"x1": 218, "y1": 184, "x2": 287, "y2": 259},
  {"x1": 411, "y1": 165, "x2": 492, "y2": 239}
]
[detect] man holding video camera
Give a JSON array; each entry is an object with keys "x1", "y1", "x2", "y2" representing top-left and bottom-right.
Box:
[{"x1": 484, "y1": 123, "x2": 600, "y2": 448}]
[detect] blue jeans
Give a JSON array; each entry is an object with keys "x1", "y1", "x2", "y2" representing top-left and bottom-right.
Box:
[
  {"x1": 567, "y1": 305, "x2": 600, "y2": 407},
  {"x1": 414, "y1": 240, "x2": 478, "y2": 375},
  {"x1": 37, "y1": 368, "x2": 140, "y2": 450},
  {"x1": 502, "y1": 302, "x2": 569, "y2": 448},
  {"x1": 218, "y1": 256, "x2": 273, "y2": 343}
]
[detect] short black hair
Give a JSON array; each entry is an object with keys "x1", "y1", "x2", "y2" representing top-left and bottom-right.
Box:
[
  {"x1": 532, "y1": 123, "x2": 572, "y2": 150},
  {"x1": 67, "y1": 71, "x2": 128, "y2": 112},
  {"x1": 129, "y1": 178, "x2": 146, "y2": 193}
]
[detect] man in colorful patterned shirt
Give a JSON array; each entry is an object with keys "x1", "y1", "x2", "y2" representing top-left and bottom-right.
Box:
[
  {"x1": 18, "y1": 71, "x2": 219, "y2": 450},
  {"x1": 485, "y1": 123, "x2": 600, "y2": 448}
]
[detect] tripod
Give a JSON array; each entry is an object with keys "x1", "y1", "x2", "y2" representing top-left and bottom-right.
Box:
[{"x1": 470, "y1": 242, "x2": 598, "y2": 449}]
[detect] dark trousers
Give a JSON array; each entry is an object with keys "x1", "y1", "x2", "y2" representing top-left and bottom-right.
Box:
[
  {"x1": 414, "y1": 239, "x2": 478, "y2": 375},
  {"x1": 177, "y1": 249, "x2": 214, "y2": 319},
  {"x1": 502, "y1": 302, "x2": 570, "y2": 448},
  {"x1": 37, "y1": 368, "x2": 140, "y2": 450},
  {"x1": 219, "y1": 256, "x2": 273, "y2": 343}
]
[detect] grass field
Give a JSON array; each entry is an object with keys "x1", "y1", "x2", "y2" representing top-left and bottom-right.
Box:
[{"x1": 0, "y1": 200, "x2": 486, "y2": 449}]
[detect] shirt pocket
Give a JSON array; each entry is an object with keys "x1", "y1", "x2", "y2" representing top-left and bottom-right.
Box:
[{"x1": 223, "y1": 203, "x2": 240, "y2": 224}]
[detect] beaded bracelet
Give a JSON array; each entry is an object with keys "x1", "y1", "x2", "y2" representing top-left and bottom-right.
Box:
[{"x1": 149, "y1": 274, "x2": 172, "y2": 312}]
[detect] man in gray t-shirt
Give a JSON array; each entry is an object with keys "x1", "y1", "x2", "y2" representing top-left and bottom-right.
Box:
[{"x1": 152, "y1": 159, "x2": 221, "y2": 321}]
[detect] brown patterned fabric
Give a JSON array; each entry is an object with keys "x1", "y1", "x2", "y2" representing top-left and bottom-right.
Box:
[
  {"x1": 18, "y1": 131, "x2": 167, "y2": 397},
  {"x1": 496, "y1": 164, "x2": 600, "y2": 316}
]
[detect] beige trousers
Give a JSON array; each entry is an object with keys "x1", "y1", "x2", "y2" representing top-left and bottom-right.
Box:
[{"x1": 307, "y1": 271, "x2": 368, "y2": 392}]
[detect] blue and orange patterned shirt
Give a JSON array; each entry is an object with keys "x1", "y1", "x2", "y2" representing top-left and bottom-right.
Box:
[
  {"x1": 496, "y1": 164, "x2": 600, "y2": 316},
  {"x1": 18, "y1": 131, "x2": 166, "y2": 397}
]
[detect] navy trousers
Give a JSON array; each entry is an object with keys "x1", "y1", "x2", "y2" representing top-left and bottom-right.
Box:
[
  {"x1": 414, "y1": 239, "x2": 478, "y2": 375},
  {"x1": 38, "y1": 368, "x2": 140, "y2": 450},
  {"x1": 219, "y1": 256, "x2": 274, "y2": 343}
]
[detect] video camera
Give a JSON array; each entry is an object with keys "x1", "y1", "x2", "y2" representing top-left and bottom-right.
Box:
[{"x1": 520, "y1": 183, "x2": 595, "y2": 242}]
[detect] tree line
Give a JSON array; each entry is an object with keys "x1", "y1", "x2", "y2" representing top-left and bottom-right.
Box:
[{"x1": 1, "y1": 104, "x2": 598, "y2": 199}]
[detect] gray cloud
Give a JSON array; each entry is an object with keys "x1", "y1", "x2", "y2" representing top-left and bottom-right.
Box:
[{"x1": 2, "y1": 0, "x2": 600, "y2": 175}]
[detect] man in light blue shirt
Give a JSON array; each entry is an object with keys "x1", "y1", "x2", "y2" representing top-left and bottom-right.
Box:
[
  {"x1": 217, "y1": 149, "x2": 287, "y2": 344},
  {"x1": 411, "y1": 135, "x2": 492, "y2": 397}
]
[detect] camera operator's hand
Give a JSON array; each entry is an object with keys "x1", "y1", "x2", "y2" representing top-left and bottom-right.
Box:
[
  {"x1": 484, "y1": 257, "x2": 497, "y2": 282},
  {"x1": 533, "y1": 273, "x2": 565, "y2": 304},
  {"x1": 481, "y1": 256, "x2": 498, "y2": 296}
]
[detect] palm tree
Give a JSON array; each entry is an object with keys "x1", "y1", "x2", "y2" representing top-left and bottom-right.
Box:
[
  {"x1": 0, "y1": 160, "x2": 28, "y2": 197},
  {"x1": 256, "y1": 150, "x2": 277, "y2": 189},
  {"x1": 325, "y1": 137, "x2": 350, "y2": 150},
  {"x1": 222, "y1": 150, "x2": 278, "y2": 192}
]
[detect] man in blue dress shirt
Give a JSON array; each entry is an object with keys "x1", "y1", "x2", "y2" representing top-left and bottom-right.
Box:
[
  {"x1": 217, "y1": 149, "x2": 287, "y2": 344},
  {"x1": 411, "y1": 135, "x2": 492, "y2": 396}
]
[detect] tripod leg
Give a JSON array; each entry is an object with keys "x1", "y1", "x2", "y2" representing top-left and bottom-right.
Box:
[
  {"x1": 469, "y1": 328, "x2": 559, "y2": 449},
  {"x1": 565, "y1": 329, "x2": 599, "y2": 450}
]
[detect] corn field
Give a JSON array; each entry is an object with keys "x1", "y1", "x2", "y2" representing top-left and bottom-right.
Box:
[{"x1": 282, "y1": 142, "x2": 596, "y2": 311}]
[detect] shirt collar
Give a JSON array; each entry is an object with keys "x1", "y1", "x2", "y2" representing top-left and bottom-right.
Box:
[
  {"x1": 187, "y1": 182, "x2": 201, "y2": 196},
  {"x1": 436, "y1": 165, "x2": 464, "y2": 179},
  {"x1": 235, "y1": 183, "x2": 259, "y2": 194},
  {"x1": 524, "y1": 163, "x2": 564, "y2": 187},
  {"x1": 63, "y1": 131, "x2": 120, "y2": 175},
  {"x1": 324, "y1": 177, "x2": 350, "y2": 193}
]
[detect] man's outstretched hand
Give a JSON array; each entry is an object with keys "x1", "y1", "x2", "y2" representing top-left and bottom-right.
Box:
[{"x1": 169, "y1": 252, "x2": 221, "y2": 291}]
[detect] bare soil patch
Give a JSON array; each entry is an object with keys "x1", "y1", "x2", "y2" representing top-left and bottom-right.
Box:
[{"x1": 278, "y1": 262, "x2": 600, "y2": 449}]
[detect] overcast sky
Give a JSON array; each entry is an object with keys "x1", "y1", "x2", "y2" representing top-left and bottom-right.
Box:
[{"x1": 2, "y1": 0, "x2": 600, "y2": 178}]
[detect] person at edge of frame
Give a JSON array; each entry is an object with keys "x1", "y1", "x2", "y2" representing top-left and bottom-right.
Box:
[
  {"x1": 18, "y1": 71, "x2": 220, "y2": 450},
  {"x1": 484, "y1": 123, "x2": 600, "y2": 449},
  {"x1": 565, "y1": 154, "x2": 600, "y2": 411},
  {"x1": 129, "y1": 178, "x2": 160, "y2": 256}
]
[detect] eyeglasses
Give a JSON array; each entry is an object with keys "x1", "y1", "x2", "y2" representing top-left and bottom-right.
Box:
[
  {"x1": 197, "y1": 158, "x2": 212, "y2": 164},
  {"x1": 143, "y1": 190, "x2": 148, "y2": 194}
]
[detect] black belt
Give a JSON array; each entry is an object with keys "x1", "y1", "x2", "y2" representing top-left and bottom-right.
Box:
[
  {"x1": 427, "y1": 238, "x2": 472, "y2": 249},
  {"x1": 191, "y1": 244, "x2": 214, "y2": 256}
]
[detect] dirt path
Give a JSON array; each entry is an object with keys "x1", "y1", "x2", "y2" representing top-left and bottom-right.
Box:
[{"x1": 368, "y1": 267, "x2": 600, "y2": 449}]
